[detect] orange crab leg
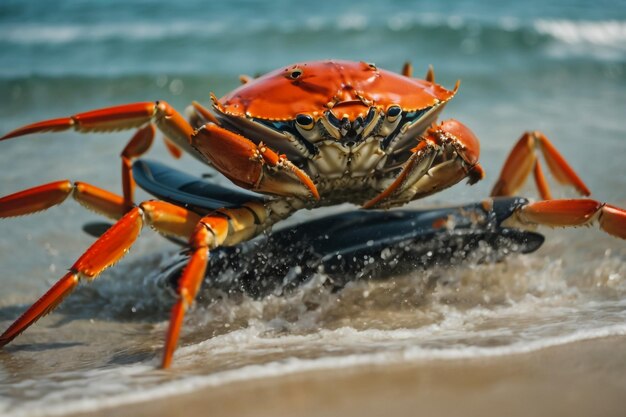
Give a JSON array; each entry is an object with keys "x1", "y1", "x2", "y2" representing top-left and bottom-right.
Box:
[
  {"x1": 2, "y1": 103, "x2": 151, "y2": 139},
  {"x1": 363, "y1": 141, "x2": 436, "y2": 209},
  {"x1": 162, "y1": 137, "x2": 183, "y2": 159},
  {"x1": 533, "y1": 160, "x2": 552, "y2": 200},
  {"x1": 162, "y1": 244, "x2": 208, "y2": 369},
  {"x1": 1, "y1": 189, "x2": 269, "y2": 367},
  {"x1": 0, "y1": 272, "x2": 80, "y2": 347},
  {"x1": 0, "y1": 200, "x2": 205, "y2": 348},
  {"x1": 0, "y1": 208, "x2": 143, "y2": 347},
  {"x1": 191, "y1": 101, "x2": 221, "y2": 126},
  {"x1": 508, "y1": 199, "x2": 626, "y2": 240},
  {"x1": 0, "y1": 180, "x2": 74, "y2": 217},
  {"x1": 161, "y1": 202, "x2": 274, "y2": 368},
  {"x1": 491, "y1": 133, "x2": 536, "y2": 197},
  {"x1": 537, "y1": 132, "x2": 589, "y2": 195},
  {"x1": 1, "y1": 101, "x2": 192, "y2": 140},
  {"x1": 140, "y1": 201, "x2": 202, "y2": 238},
  {"x1": 192, "y1": 124, "x2": 319, "y2": 200},
  {"x1": 0, "y1": 180, "x2": 127, "y2": 220},
  {"x1": 121, "y1": 124, "x2": 155, "y2": 208},
  {"x1": 73, "y1": 183, "x2": 128, "y2": 219},
  {"x1": 367, "y1": 120, "x2": 485, "y2": 208},
  {"x1": 1, "y1": 101, "x2": 196, "y2": 206},
  {"x1": 601, "y1": 205, "x2": 626, "y2": 240},
  {"x1": 160, "y1": 202, "x2": 273, "y2": 368},
  {"x1": 491, "y1": 131, "x2": 590, "y2": 199},
  {"x1": 162, "y1": 216, "x2": 227, "y2": 368}
]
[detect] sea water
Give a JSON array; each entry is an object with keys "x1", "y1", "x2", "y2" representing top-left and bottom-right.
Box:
[{"x1": 0, "y1": 0, "x2": 625, "y2": 415}]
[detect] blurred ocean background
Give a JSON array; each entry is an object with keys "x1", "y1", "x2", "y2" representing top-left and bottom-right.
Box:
[{"x1": 0, "y1": 1, "x2": 625, "y2": 416}]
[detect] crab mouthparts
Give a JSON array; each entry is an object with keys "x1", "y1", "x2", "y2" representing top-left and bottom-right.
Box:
[{"x1": 327, "y1": 111, "x2": 365, "y2": 141}]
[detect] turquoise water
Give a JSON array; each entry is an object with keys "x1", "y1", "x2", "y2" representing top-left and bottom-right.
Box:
[
  {"x1": 1, "y1": 0, "x2": 626, "y2": 76},
  {"x1": 0, "y1": 1, "x2": 625, "y2": 416}
]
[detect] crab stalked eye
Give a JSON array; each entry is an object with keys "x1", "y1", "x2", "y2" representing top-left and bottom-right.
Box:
[
  {"x1": 386, "y1": 105, "x2": 402, "y2": 122},
  {"x1": 295, "y1": 113, "x2": 315, "y2": 130},
  {"x1": 360, "y1": 61, "x2": 378, "y2": 71},
  {"x1": 285, "y1": 67, "x2": 304, "y2": 80}
]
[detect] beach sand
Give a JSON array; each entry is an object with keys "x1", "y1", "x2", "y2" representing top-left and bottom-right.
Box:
[{"x1": 69, "y1": 335, "x2": 626, "y2": 417}]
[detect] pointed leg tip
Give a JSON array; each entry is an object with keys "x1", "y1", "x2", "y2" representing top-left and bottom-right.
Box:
[
  {"x1": 0, "y1": 326, "x2": 24, "y2": 348},
  {"x1": 1, "y1": 118, "x2": 75, "y2": 141},
  {"x1": 160, "y1": 355, "x2": 173, "y2": 369},
  {"x1": 0, "y1": 327, "x2": 21, "y2": 348},
  {"x1": 0, "y1": 335, "x2": 11, "y2": 348},
  {"x1": 579, "y1": 187, "x2": 592, "y2": 197},
  {"x1": 1, "y1": 129, "x2": 27, "y2": 141}
]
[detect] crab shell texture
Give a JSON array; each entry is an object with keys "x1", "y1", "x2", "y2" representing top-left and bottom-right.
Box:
[{"x1": 203, "y1": 60, "x2": 480, "y2": 207}]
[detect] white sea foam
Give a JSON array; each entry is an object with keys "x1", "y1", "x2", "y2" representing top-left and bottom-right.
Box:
[
  {"x1": 534, "y1": 19, "x2": 626, "y2": 46},
  {"x1": 3, "y1": 322, "x2": 626, "y2": 417},
  {"x1": 2, "y1": 249, "x2": 624, "y2": 417}
]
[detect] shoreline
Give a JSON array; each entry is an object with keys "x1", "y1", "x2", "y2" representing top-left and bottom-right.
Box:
[{"x1": 68, "y1": 334, "x2": 626, "y2": 417}]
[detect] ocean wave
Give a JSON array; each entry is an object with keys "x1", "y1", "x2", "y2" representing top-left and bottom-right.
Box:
[
  {"x1": 2, "y1": 16, "x2": 625, "y2": 50},
  {"x1": 1, "y1": 15, "x2": 624, "y2": 79},
  {"x1": 5, "y1": 322, "x2": 626, "y2": 417},
  {"x1": 534, "y1": 19, "x2": 626, "y2": 46}
]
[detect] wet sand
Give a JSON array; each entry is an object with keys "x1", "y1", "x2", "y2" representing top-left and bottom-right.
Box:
[{"x1": 70, "y1": 335, "x2": 626, "y2": 417}]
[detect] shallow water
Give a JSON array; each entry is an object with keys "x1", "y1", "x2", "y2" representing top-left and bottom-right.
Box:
[{"x1": 0, "y1": 0, "x2": 625, "y2": 416}]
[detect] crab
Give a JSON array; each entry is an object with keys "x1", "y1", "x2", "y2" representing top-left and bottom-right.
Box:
[{"x1": 0, "y1": 60, "x2": 624, "y2": 369}]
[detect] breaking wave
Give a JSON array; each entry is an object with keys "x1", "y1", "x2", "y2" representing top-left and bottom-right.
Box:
[{"x1": 2, "y1": 17, "x2": 625, "y2": 50}]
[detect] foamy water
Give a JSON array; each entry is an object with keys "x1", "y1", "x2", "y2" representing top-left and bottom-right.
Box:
[
  {"x1": 7, "y1": 326, "x2": 626, "y2": 417},
  {"x1": 1, "y1": 246, "x2": 625, "y2": 417}
]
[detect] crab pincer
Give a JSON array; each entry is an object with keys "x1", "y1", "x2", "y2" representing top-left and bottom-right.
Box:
[{"x1": 192, "y1": 123, "x2": 319, "y2": 200}]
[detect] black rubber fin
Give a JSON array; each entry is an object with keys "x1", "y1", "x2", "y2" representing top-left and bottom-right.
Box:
[
  {"x1": 160, "y1": 200, "x2": 545, "y2": 297},
  {"x1": 132, "y1": 159, "x2": 266, "y2": 214}
]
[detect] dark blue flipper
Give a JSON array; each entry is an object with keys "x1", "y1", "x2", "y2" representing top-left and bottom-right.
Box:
[
  {"x1": 132, "y1": 159, "x2": 265, "y2": 213},
  {"x1": 160, "y1": 198, "x2": 544, "y2": 298}
]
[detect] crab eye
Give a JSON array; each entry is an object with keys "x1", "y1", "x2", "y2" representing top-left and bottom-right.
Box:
[
  {"x1": 286, "y1": 67, "x2": 304, "y2": 80},
  {"x1": 295, "y1": 113, "x2": 315, "y2": 130},
  {"x1": 361, "y1": 61, "x2": 377, "y2": 71},
  {"x1": 386, "y1": 105, "x2": 402, "y2": 122}
]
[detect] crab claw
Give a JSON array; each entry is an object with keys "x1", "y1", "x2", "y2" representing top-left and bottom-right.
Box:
[
  {"x1": 192, "y1": 124, "x2": 319, "y2": 200},
  {"x1": 434, "y1": 119, "x2": 481, "y2": 167}
]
